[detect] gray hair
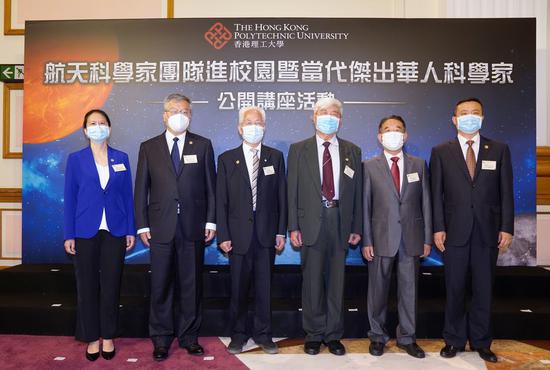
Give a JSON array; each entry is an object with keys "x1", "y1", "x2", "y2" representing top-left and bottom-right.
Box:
[
  {"x1": 163, "y1": 93, "x2": 191, "y2": 111},
  {"x1": 238, "y1": 106, "x2": 266, "y2": 124},
  {"x1": 313, "y1": 97, "x2": 343, "y2": 115}
]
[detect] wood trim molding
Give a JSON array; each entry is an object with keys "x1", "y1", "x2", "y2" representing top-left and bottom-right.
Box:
[
  {"x1": 0, "y1": 188, "x2": 21, "y2": 203},
  {"x1": 2, "y1": 82, "x2": 23, "y2": 159},
  {"x1": 3, "y1": 0, "x2": 24, "y2": 35},
  {"x1": 167, "y1": 0, "x2": 174, "y2": 18},
  {"x1": 537, "y1": 146, "x2": 550, "y2": 204},
  {"x1": 0, "y1": 207, "x2": 22, "y2": 260}
]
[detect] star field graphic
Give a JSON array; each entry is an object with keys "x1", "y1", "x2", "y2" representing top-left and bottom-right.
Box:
[{"x1": 23, "y1": 18, "x2": 536, "y2": 265}]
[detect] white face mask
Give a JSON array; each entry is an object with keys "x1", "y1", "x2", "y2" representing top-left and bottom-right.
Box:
[
  {"x1": 241, "y1": 124, "x2": 265, "y2": 144},
  {"x1": 381, "y1": 131, "x2": 405, "y2": 151},
  {"x1": 167, "y1": 113, "x2": 189, "y2": 134}
]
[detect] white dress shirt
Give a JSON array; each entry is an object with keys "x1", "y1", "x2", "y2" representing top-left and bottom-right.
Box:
[
  {"x1": 137, "y1": 130, "x2": 216, "y2": 235},
  {"x1": 165, "y1": 130, "x2": 186, "y2": 159},
  {"x1": 457, "y1": 132, "x2": 480, "y2": 161},
  {"x1": 96, "y1": 162, "x2": 110, "y2": 231},
  {"x1": 242, "y1": 141, "x2": 262, "y2": 188},
  {"x1": 316, "y1": 135, "x2": 340, "y2": 200},
  {"x1": 383, "y1": 150, "x2": 404, "y2": 191}
]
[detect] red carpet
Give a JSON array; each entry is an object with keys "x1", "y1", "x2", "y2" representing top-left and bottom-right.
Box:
[{"x1": 0, "y1": 335, "x2": 248, "y2": 369}]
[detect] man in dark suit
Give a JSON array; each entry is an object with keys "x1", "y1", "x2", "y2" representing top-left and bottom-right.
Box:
[
  {"x1": 216, "y1": 106, "x2": 287, "y2": 355},
  {"x1": 134, "y1": 93, "x2": 216, "y2": 361},
  {"x1": 288, "y1": 97, "x2": 362, "y2": 356},
  {"x1": 430, "y1": 97, "x2": 514, "y2": 363},
  {"x1": 363, "y1": 115, "x2": 432, "y2": 358}
]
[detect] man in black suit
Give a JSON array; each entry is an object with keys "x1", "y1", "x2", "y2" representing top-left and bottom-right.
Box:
[
  {"x1": 287, "y1": 97, "x2": 363, "y2": 356},
  {"x1": 134, "y1": 93, "x2": 216, "y2": 361},
  {"x1": 430, "y1": 97, "x2": 514, "y2": 363},
  {"x1": 216, "y1": 106, "x2": 287, "y2": 355}
]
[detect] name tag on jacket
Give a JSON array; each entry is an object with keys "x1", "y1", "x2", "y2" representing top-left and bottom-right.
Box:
[
  {"x1": 344, "y1": 165, "x2": 354, "y2": 179},
  {"x1": 112, "y1": 163, "x2": 126, "y2": 172},
  {"x1": 263, "y1": 165, "x2": 275, "y2": 176},
  {"x1": 407, "y1": 172, "x2": 420, "y2": 183},
  {"x1": 183, "y1": 154, "x2": 198, "y2": 164},
  {"x1": 482, "y1": 160, "x2": 496, "y2": 170}
]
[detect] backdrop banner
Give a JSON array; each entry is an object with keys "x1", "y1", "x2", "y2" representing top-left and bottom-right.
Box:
[{"x1": 22, "y1": 18, "x2": 536, "y2": 265}]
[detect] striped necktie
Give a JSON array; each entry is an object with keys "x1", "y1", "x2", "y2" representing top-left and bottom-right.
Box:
[{"x1": 251, "y1": 148, "x2": 259, "y2": 211}]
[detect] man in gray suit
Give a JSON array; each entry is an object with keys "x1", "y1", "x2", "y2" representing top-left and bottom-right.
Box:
[
  {"x1": 362, "y1": 115, "x2": 432, "y2": 358},
  {"x1": 288, "y1": 97, "x2": 362, "y2": 356}
]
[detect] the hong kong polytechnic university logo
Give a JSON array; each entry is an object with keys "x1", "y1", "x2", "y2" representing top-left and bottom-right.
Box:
[{"x1": 205, "y1": 22, "x2": 233, "y2": 49}]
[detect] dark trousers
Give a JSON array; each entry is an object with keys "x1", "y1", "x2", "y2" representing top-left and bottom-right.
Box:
[
  {"x1": 149, "y1": 216, "x2": 204, "y2": 348},
  {"x1": 229, "y1": 222, "x2": 275, "y2": 345},
  {"x1": 73, "y1": 230, "x2": 126, "y2": 342},
  {"x1": 443, "y1": 220, "x2": 498, "y2": 348},
  {"x1": 301, "y1": 207, "x2": 346, "y2": 342},
  {"x1": 367, "y1": 241, "x2": 419, "y2": 345}
]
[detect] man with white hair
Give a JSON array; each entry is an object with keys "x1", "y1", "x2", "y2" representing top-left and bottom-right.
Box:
[
  {"x1": 287, "y1": 97, "x2": 363, "y2": 356},
  {"x1": 216, "y1": 106, "x2": 287, "y2": 355}
]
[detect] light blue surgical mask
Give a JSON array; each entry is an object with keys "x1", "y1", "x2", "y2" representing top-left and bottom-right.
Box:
[
  {"x1": 86, "y1": 125, "x2": 110, "y2": 143},
  {"x1": 241, "y1": 124, "x2": 264, "y2": 144},
  {"x1": 316, "y1": 115, "x2": 340, "y2": 135},
  {"x1": 456, "y1": 114, "x2": 482, "y2": 134}
]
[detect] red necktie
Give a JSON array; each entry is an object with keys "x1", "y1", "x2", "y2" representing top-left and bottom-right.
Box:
[
  {"x1": 322, "y1": 142, "x2": 335, "y2": 201},
  {"x1": 390, "y1": 156, "x2": 400, "y2": 195}
]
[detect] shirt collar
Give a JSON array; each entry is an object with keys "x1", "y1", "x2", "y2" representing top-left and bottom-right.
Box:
[
  {"x1": 316, "y1": 134, "x2": 338, "y2": 148},
  {"x1": 242, "y1": 141, "x2": 262, "y2": 154},
  {"x1": 165, "y1": 129, "x2": 186, "y2": 143},
  {"x1": 383, "y1": 150, "x2": 404, "y2": 162},
  {"x1": 457, "y1": 132, "x2": 480, "y2": 146}
]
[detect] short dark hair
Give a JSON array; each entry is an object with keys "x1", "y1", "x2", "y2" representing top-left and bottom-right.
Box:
[
  {"x1": 378, "y1": 115, "x2": 406, "y2": 132},
  {"x1": 83, "y1": 109, "x2": 111, "y2": 129},
  {"x1": 454, "y1": 97, "x2": 483, "y2": 115}
]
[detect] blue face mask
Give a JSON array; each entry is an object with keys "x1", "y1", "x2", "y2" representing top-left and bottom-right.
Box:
[
  {"x1": 456, "y1": 114, "x2": 482, "y2": 134},
  {"x1": 241, "y1": 124, "x2": 265, "y2": 144},
  {"x1": 316, "y1": 115, "x2": 340, "y2": 135},
  {"x1": 86, "y1": 125, "x2": 110, "y2": 143}
]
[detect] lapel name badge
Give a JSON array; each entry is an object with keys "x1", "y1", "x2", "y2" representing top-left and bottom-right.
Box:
[
  {"x1": 112, "y1": 163, "x2": 127, "y2": 172},
  {"x1": 183, "y1": 154, "x2": 198, "y2": 164},
  {"x1": 482, "y1": 160, "x2": 496, "y2": 170},
  {"x1": 344, "y1": 165, "x2": 354, "y2": 179},
  {"x1": 263, "y1": 165, "x2": 275, "y2": 176},
  {"x1": 407, "y1": 172, "x2": 420, "y2": 183}
]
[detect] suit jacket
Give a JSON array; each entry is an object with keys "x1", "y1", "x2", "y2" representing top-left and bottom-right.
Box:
[
  {"x1": 134, "y1": 131, "x2": 216, "y2": 243},
  {"x1": 216, "y1": 144, "x2": 287, "y2": 254},
  {"x1": 64, "y1": 146, "x2": 135, "y2": 240},
  {"x1": 363, "y1": 153, "x2": 432, "y2": 257},
  {"x1": 430, "y1": 135, "x2": 514, "y2": 247},
  {"x1": 287, "y1": 135, "x2": 363, "y2": 247}
]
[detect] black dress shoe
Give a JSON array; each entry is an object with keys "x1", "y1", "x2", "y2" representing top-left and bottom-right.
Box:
[
  {"x1": 323, "y1": 340, "x2": 346, "y2": 356},
  {"x1": 153, "y1": 346, "x2": 169, "y2": 361},
  {"x1": 440, "y1": 344, "x2": 465, "y2": 358},
  {"x1": 85, "y1": 350, "x2": 100, "y2": 361},
  {"x1": 471, "y1": 347, "x2": 497, "y2": 363},
  {"x1": 227, "y1": 340, "x2": 244, "y2": 354},
  {"x1": 304, "y1": 341, "x2": 321, "y2": 355},
  {"x1": 258, "y1": 340, "x2": 278, "y2": 354},
  {"x1": 397, "y1": 342, "x2": 425, "y2": 358},
  {"x1": 369, "y1": 341, "x2": 385, "y2": 356},
  {"x1": 101, "y1": 348, "x2": 116, "y2": 360},
  {"x1": 182, "y1": 343, "x2": 204, "y2": 356}
]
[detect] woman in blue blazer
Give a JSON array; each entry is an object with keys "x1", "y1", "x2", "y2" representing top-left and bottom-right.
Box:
[{"x1": 64, "y1": 109, "x2": 135, "y2": 361}]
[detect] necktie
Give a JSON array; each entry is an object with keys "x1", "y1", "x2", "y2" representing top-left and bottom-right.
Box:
[
  {"x1": 466, "y1": 140, "x2": 476, "y2": 180},
  {"x1": 251, "y1": 148, "x2": 259, "y2": 211},
  {"x1": 171, "y1": 137, "x2": 180, "y2": 173},
  {"x1": 321, "y1": 142, "x2": 335, "y2": 201},
  {"x1": 390, "y1": 156, "x2": 400, "y2": 195}
]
